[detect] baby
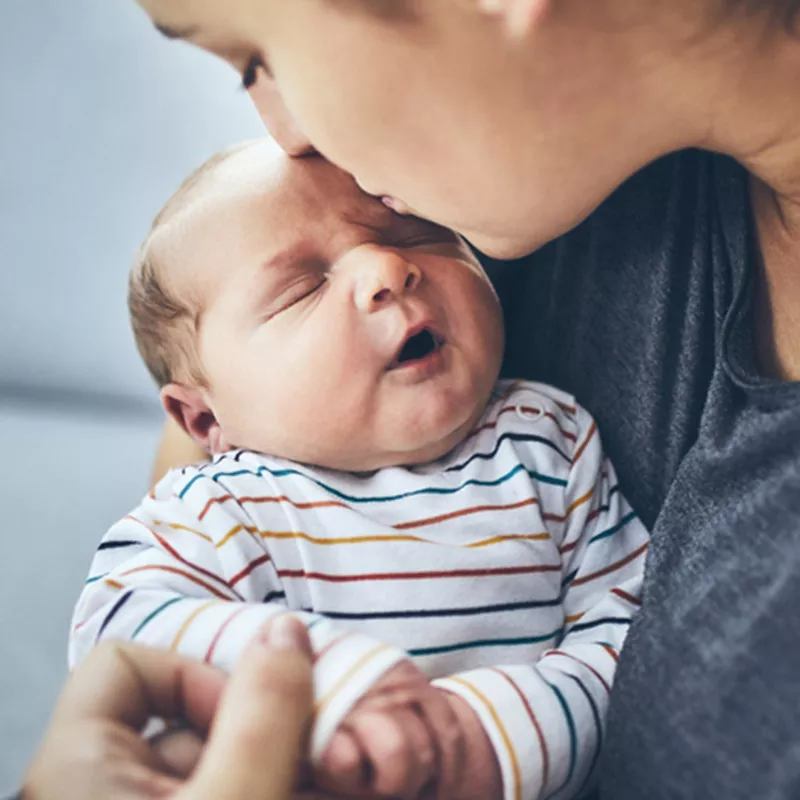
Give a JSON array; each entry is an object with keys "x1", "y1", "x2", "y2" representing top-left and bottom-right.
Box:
[{"x1": 70, "y1": 140, "x2": 649, "y2": 800}]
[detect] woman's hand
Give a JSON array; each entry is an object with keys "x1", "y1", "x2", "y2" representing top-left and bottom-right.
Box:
[{"x1": 22, "y1": 616, "x2": 314, "y2": 800}]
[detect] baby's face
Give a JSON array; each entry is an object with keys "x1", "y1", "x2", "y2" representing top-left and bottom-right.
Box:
[{"x1": 158, "y1": 142, "x2": 503, "y2": 470}]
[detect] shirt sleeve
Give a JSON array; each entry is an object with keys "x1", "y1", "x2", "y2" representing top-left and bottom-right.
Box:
[
  {"x1": 433, "y1": 403, "x2": 649, "y2": 800},
  {"x1": 68, "y1": 468, "x2": 407, "y2": 763}
]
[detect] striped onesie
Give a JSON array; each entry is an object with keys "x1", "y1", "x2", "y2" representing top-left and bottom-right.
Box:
[{"x1": 70, "y1": 380, "x2": 649, "y2": 800}]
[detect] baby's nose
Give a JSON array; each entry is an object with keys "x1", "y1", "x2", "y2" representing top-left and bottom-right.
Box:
[{"x1": 355, "y1": 253, "x2": 422, "y2": 313}]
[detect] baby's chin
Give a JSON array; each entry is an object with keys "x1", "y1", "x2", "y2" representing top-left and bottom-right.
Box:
[{"x1": 319, "y1": 407, "x2": 486, "y2": 472}]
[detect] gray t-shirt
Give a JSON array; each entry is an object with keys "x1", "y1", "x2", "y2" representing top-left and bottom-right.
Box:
[{"x1": 484, "y1": 150, "x2": 800, "y2": 799}]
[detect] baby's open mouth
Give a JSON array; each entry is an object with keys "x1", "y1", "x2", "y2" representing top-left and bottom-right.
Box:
[{"x1": 388, "y1": 327, "x2": 445, "y2": 369}]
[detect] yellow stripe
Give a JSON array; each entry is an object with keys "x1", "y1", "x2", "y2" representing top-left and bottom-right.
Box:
[
  {"x1": 263, "y1": 530, "x2": 424, "y2": 546},
  {"x1": 103, "y1": 579, "x2": 124, "y2": 591},
  {"x1": 169, "y1": 600, "x2": 219, "y2": 652},
  {"x1": 153, "y1": 521, "x2": 213, "y2": 543},
  {"x1": 215, "y1": 524, "x2": 258, "y2": 550},
  {"x1": 564, "y1": 487, "x2": 593, "y2": 516},
  {"x1": 466, "y1": 532, "x2": 550, "y2": 548},
  {"x1": 448, "y1": 676, "x2": 522, "y2": 800},
  {"x1": 254, "y1": 529, "x2": 551, "y2": 549},
  {"x1": 315, "y1": 643, "x2": 392, "y2": 719},
  {"x1": 565, "y1": 610, "x2": 586, "y2": 625}
]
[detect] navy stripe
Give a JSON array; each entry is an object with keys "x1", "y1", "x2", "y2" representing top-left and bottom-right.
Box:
[
  {"x1": 567, "y1": 673, "x2": 604, "y2": 797},
  {"x1": 263, "y1": 590, "x2": 287, "y2": 603},
  {"x1": 96, "y1": 590, "x2": 134, "y2": 642},
  {"x1": 446, "y1": 432, "x2": 572, "y2": 473},
  {"x1": 562, "y1": 568, "x2": 579, "y2": 589},
  {"x1": 98, "y1": 540, "x2": 144, "y2": 551},
  {"x1": 570, "y1": 616, "x2": 631, "y2": 635},
  {"x1": 313, "y1": 597, "x2": 562, "y2": 622},
  {"x1": 409, "y1": 629, "x2": 561, "y2": 657}
]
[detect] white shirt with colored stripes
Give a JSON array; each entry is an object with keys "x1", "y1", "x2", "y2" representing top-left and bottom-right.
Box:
[{"x1": 70, "y1": 380, "x2": 649, "y2": 800}]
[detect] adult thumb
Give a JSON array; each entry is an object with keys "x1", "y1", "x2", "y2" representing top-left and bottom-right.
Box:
[{"x1": 180, "y1": 615, "x2": 314, "y2": 800}]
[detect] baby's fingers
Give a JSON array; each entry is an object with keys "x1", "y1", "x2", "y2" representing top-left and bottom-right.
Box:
[
  {"x1": 318, "y1": 726, "x2": 371, "y2": 796},
  {"x1": 350, "y1": 708, "x2": 436, "y2": 799}
]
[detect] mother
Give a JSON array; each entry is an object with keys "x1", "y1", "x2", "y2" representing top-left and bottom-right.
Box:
[{"x1": 141, "y1": 0, "x2": 800, "y2": 797}]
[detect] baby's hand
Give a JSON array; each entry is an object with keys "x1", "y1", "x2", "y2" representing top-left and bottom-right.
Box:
[{"x1": 316, "y1": 661, "x2": 500, "y2": 800}]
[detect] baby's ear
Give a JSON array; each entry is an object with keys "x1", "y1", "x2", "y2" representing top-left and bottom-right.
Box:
[
  {"x1": 160, "y1": 383, "x2": 231, "y2": 454},
  {"x1": 466, "y1": 0, "x2": 550, "y2": 38}
]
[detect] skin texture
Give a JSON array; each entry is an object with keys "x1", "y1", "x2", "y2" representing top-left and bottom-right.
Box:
[
  {"x1": 137, "y1": 0, "x2": 800, "y2": 379},
  {"x1": 317, "y1": 661, "x2": 500, "y2": 800},
  {"x1": 22, "y1": 616, "x2": 318, "y2": 800},
  {"x1": 157, "y1": 142, "x2": 504, "y2": 471}
]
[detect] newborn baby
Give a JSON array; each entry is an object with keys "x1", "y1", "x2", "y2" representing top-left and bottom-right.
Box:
[{"x1": 71, "y1": 140, "x2": 648, "y2": 800}]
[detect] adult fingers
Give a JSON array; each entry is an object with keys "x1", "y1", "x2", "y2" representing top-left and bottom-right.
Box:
[
  {"x1": 52, "y1": 640, "x2": 227, "y2": 734},
  {"x1": 181, "y1": 615, "x2": 314, "y2": 800}
]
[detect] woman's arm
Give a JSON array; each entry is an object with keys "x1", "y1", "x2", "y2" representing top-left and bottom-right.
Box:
[{"x1": 151, "y1": 417, "x2": 209, "y2": 486}]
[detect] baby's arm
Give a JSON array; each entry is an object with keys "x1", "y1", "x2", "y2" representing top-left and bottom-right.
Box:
[
  {"x1": 429, "y1": 405, "x2": 649, "y2": 800},
  {"x1": 316, "y1": 659, "x2": 500, "y2": 800},
  {"x1": 70, "y1": 467, "x2": 407, "y2": 764}
]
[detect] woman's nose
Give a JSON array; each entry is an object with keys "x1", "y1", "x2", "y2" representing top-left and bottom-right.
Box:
[
  {"x1": 354, "y1": 252, "x2": 422, "y2": 313},
  {"x1": 248, "y1": 75, "x2": 316, "y2": 157}
]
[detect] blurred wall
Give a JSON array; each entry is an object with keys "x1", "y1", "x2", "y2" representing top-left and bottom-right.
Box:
[{"x1": 0, "y1": 0, "x2": 264, "y2": 790}]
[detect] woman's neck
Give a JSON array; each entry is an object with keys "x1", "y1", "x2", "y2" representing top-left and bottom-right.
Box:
[{"x1": 682, "y1": 7, "x2": 800, "y2": 380}]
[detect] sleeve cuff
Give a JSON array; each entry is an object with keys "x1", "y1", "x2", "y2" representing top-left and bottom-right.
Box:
[{"x1": 307, "y1": 620, "x2": 408, "y2": 763}]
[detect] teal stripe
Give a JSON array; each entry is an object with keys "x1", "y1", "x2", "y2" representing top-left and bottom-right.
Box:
[
  {"x1": 179, "y1": 461, "x2": 566, "y2": 503},
  {"x1": 588, "y1": 510, "x2": 638, "y2": 546},
  {"x1": 85, "y1": 573, "x2": 108, "y2": 585},
  {"x1": 528, "y1": 470, "x2": 569, "y2": 487},
  {"x1": 545, "y1": 683, "x2": 578, "y2": 799},
  {"x1": 409, "y1": 629, "x2": 562, "y2": 658},
  {"x1": 131, "y1": 597, "x2": 183, "y2": 640}
]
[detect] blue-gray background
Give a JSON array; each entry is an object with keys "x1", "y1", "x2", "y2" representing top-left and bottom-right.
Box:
[{"x1": 0, "y1": 0, "x2": 263, "y2": 790}]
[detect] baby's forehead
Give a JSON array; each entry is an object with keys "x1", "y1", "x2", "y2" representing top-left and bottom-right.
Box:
[{"x1": 210, "y1": 142, "x2": 374, "y2": 220}]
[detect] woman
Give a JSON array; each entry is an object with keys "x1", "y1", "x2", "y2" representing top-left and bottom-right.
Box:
[{"x1": 94, "y1": 0, "x2": 800, "y2": 796}]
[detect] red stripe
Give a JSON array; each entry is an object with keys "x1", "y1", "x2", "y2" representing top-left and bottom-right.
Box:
[
  {"x1": 490, "y1": 668, "x2": 550, "y2": 794},
  {"x1": 313, "y1": 633, "x2": 350, "y2": 665},
  {"x1": 204, "y1": 606, "x2": 249, "y2": 663},
  {"x1": 571, "y1": 542, "x2": 649, "y2": 588},
  {"x1": 199, "y1": 494, "x2": 346, "y2": 521},
  {"x1": 572, "y1": 421, "x2": 597, "y2": 465},
  {"x1": 546, "y1": 650, "x2": 611, "y2": 694},
  {"x1": 126, "y1": 516, "x2": 242, "y2": 600},
  {"x1": 120, "y1": 565, "x2": 233, "y2": 600},
  {"x1": 394, "y1": 497, "x2": 538, "y2": 530},
  {"x1": 612, "y1": 588, "x2": 642, "y2": 606},
  {"x1": 229, "y1": 554, "x2": 272, "y2": 587},
  {"x1": 277, "y1": 563, "x2": 560, "y2": 584}
]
